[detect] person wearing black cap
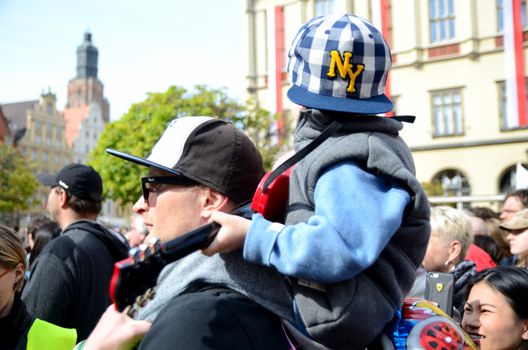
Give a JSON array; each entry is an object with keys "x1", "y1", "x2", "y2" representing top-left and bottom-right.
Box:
[
  {"x1": 100, "y1": 117, "x2": 292, "y2": 349},
  {"x1": 22, "y1": 164, "x2": 129, "y2": 341}
]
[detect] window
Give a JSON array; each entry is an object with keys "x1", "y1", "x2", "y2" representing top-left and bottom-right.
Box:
[
  {"x1": 315, "y1": 0, "x2": 336, "y2": 17},
  {"x1": 429, "y1": 0, "x2": 455, "y2": 43},
  {"x1": 431, "y1": 89, "x2": 463, "y2": 136},
  {"x1": 497, "y1": 0, "x2": 527, "y2": 32},
  {"x1": 57, "y1": 128, "x2": 62, "y2": 145},
  {"x1": 499, "y1": 163, "x2": 528, "y2": 193},
  {"x1": 498, "y1": 80, "x2": 528, "y2": 129},
  {"x1": 499, "y1": 165, "x2": 517, "y2": 193},
  {"x1": 432, "y1": 169, "x2": 471, "y2": 209},
  {"x1": 34, "y1": 121, "x2": 41, "y2": 144}
]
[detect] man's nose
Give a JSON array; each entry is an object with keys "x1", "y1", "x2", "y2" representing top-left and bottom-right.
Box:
[{"x1": 133, "y1": 196, "x2": 147, "y2": 214}]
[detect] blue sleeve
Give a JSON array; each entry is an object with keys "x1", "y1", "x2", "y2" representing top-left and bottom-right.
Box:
[{"x1": 243, "y1": 161, "x2": 411, "y2": 283}]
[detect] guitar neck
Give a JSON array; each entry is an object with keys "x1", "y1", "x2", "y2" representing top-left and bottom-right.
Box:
[{"x1": 160, "y1": 222, "x2": 220, "y2": 263}]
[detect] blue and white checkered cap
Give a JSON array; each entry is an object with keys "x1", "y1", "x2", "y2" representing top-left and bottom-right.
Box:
[{"x1": 287, "y1": 14, "x2": 392, "y2": 114}]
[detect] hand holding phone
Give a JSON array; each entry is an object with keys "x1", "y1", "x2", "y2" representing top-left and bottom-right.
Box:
[{"x1": 424, "y1": 272, "x2": 454, "y2": 316}]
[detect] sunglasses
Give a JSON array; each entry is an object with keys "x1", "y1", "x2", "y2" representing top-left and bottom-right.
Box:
[{"x1": 141, "y1": 176, "x2": 197, "y2": 205}]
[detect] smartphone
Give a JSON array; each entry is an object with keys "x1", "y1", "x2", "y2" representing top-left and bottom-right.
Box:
[{"x1": 424, "y1": 272, "x2": 454, "y2": 316}]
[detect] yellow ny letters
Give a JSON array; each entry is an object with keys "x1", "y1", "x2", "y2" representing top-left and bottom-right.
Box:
[{"x1": 326, "y1": 50, "x2": 364, "y2": 93}]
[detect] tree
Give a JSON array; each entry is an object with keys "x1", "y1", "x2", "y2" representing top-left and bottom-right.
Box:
[
  {"x1": 0, "y1": 143, "x2": 39, "y2": 218},
  {"x1": 89, "y1": 85, "x2": 279, "y2": 206}
]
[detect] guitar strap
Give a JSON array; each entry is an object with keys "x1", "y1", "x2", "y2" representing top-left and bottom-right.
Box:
[
  {"x1": 262, "y1": 115, "x2": 415, "y2": 192},
  {"x1": 263, "y1": 120, "x2": 343, "y2": 192}
]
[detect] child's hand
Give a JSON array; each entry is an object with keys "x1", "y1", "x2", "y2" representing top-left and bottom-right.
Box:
[
  {"x1": 82, "y1": 305, "x2": 151, "y2": 350},
  {"x1": 202, "y1": 211, "x2": 251, "y2": 256}
]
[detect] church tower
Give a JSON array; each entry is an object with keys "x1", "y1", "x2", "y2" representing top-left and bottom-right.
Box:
[
  {"x1": 63, "y1": 31, "x2": 109, "y2": 163},
  {"x1": 65, "y1": 32, "x2": 110, "y2": 122}
]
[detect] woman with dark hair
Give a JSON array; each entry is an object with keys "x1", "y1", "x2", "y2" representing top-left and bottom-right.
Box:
[
  {"x1": 473, "y1": 234, "x2": 502, "y2": 265},
  {"x1": 462, "y1": 266, "x2": 528, "y2": 350},
  {"x1": 27, "y1": 221, "x2": 60, "y2": 274}
]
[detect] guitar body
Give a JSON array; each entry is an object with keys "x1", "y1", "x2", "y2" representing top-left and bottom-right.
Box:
[{"x1": 251, "y1": 166, "x2": 292, "y2": 223}]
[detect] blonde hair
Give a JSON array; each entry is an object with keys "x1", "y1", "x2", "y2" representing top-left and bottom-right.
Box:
[
  {"x1": 0, "y1": 224, "x2": 27, "y2": 291},
  {"x1": 430, "y1": 206, "x2": 473, "y2": 264}
]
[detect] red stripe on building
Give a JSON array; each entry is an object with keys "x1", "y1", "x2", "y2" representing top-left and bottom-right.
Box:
[
  {"x1": 512, "y1": 0, "x2": 527, "y2": 126},
  {"x1": 274, "y1": 6, "x2": 285, "y2": 140},
  {"x1": 380, "y1": 0, "x2": 393, "y2": 116}
]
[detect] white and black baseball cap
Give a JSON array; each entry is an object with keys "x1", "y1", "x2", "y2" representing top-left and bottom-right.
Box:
[{"x1": 106, "y1": 117, "x2": 264, "y2": 204}]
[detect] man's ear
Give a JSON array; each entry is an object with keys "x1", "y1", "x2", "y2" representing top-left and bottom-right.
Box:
[
  {"x1": 58, "y1": 188, "x2": 69, "y2": 208},
  {"x1": 200, "y1": 187, "x2": 230, "y2": 218}
]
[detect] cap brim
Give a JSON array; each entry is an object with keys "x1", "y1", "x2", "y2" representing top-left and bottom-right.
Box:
[
  {"x1": 38, "y1": 173, "x2": 58, "y2": 187},
  {"x1": 499, "y1": 222, "x2": 528, "y2": 231},
  {"x1": 106, "y1": 148, "x2": 187, "y2": 177},
  {"x1": 287, "y1": 85, "x2": 393, "y2": 114}
]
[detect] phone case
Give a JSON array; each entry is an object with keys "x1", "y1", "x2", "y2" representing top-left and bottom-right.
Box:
[{"x1": 424, "y1": 272, "x2": 454, "y2": 316}]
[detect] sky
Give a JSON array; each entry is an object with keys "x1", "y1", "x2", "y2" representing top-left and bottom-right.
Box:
[{"x1": 0, "y1": 0, "x2": 247, "y2": 121}]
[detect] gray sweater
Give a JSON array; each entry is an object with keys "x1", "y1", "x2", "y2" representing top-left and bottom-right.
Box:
[{"x1": 136, "y1": 251, "x2": 294, "y2": 322}]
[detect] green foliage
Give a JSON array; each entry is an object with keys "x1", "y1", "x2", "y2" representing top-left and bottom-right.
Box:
[
  {"x1": 421, "y1": 181, "x2": 444, "y2": 197},
  {"x1": 89, "y1": 85, "x2": 279, "y2": 206},
  {"x1": 421, "y1": 181, "x2": 443, "y2": 197},
  {"x1": 230, "y1": 96, "x2": 281, "y2": 170},
  {"x1": 0, "y1": 143, "x2": 39, "y2": 212}
]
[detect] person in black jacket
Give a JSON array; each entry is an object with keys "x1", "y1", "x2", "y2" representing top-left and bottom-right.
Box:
[{"x1": 22, "y1": 164, "x2": 129, "y2": 341}]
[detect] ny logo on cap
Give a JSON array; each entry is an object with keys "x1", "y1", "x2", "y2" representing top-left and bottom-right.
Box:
[{"x1": 327, "y1": 50, "x2": 365, "y2": 94}]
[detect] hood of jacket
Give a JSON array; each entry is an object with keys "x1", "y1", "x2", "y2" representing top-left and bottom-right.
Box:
[{"x1": 63, "y1": 220, "x2": 129, "y2": 261}]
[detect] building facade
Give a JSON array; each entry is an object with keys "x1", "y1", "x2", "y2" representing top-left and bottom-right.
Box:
[
  {"x1": 2, "y1": 91, "x2": 74, "y2": 212},
  {"x1": 244, "y1": 0, "x2": 528, "y2": 207}
]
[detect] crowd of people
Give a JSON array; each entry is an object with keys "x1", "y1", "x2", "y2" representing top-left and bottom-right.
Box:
[{"x1": 2, "y1": 13, "x2": 528, "y2": 350}]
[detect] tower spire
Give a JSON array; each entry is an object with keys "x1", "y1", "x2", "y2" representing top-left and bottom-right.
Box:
[{"x1": 76, "y1": 31, "x2": 98, "y2": 78}]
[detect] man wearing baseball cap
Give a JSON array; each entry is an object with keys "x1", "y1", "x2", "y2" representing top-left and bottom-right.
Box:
[
  {"x1": 102, "y1": 117, "x2": 292, "y2": 349},
  {"x1": 205, "y1": 14, "x2": 431, "y2": 349},
  {"x1": 22, "y1": 164, "x2": 129, "y2": 341}
]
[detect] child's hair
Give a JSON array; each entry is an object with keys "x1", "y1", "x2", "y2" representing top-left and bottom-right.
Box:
[{"x1": 0, "y1": 224, "x2": 27, "y2": 291}]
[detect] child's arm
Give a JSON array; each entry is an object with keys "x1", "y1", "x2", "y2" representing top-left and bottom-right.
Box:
[
  {"x1": 204, "y1": 161, "x2": 411, "y2": 284},
  {"x1": 243, "y1": 160, "x2": 411, "y2": 283}
]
